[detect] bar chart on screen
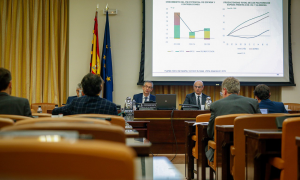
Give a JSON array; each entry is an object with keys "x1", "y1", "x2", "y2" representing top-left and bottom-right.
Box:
[{"x1": 163, "y1": 2, "x2": 219, "y2": 47}]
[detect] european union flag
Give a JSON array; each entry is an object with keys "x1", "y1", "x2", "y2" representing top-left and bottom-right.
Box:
[{"x1": 101, "y1": 11, "x2": 113, "y2": 102}]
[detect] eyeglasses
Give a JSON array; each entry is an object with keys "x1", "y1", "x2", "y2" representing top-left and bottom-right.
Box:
[
  {"x1": 143, "y1": 85, "x2": 153, "y2": 89},
  {"x1": 220, "y1": 92, "x2": 223, "y2": 97},
  {"x1": 194, "y1": 86, "x2": 203, "y2": 89}
]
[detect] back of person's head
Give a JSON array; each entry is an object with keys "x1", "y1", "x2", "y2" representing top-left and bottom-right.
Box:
[
  {"x1": 81, "y1": 73, "x2": 102, "y2": 96},
  {"x1": 222, "y1": 77, "x2": 240, "y2": 94},
  {"x1": 254, "y1": 84, "x2": 270, "y2": 100},
  {"x1": 0, "y1": 68, "x2": 12, "y2": 91}
]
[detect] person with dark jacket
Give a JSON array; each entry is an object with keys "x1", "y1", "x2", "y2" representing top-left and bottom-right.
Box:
[
  {"x1": 183, "y1": 80, "x2": 209, "y2": 109},
  {"x1": 133, "y1": 81, "x2": 156, "y2": 103},
  {"x1": 0, "y1": 68, "x2": 32, "y2": 117},
  {"x1": 53, "y1": 73, "x2": 117, "y2": 116},
  {"x1": 254, "y1": 84, "x2": 288, "y2": 113}
]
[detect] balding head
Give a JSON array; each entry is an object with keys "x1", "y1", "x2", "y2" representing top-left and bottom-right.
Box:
[{"x1": 193, "y1": 80, "x2": 204, "y2": 95}]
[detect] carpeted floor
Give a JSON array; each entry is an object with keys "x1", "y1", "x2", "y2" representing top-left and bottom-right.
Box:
[{"x1": 150, "y1": 154, "x2": 215, "y2": 180}]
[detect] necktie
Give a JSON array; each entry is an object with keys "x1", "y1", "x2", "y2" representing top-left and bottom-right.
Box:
[
  {"x1": 197, "y1": 96, "x2": 201, "y2": 109},
  {"x1": 144, "y1": 97, "x2": 148, "y2": 103}
]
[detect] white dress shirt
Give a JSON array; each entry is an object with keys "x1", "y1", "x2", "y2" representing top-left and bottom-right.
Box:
[
  {"x1": 195, "y1": 93, "x2": 202, "y2": 105},
  {"x1": 142, "y1": 94, "x2": 150, "y2": 103}
]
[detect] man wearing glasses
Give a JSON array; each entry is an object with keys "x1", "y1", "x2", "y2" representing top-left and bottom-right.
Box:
[
  {"x1": 183, "y1": 80, "x2": 209, "y2": 109},
  {"x1": 205, "y1": 77, "x2": 260, "y2": 162},
  {"x1": 207, "y1": 77, "x2": 261, "y2": 139},
  {"x1": 133, "y1": 81, "x2": 156, "y2": 103},
  {"x1": 66, "y1": 83, "x2": 84, "y2": 104}
]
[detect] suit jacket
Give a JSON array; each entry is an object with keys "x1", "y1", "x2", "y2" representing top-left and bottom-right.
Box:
[
  {"x1": 0, "y1": 92, "x2": 32, "y2": 117},
  {"x1": 183, "y1": 93, "x2": 209, "y2": 106},
  {"x1": 52, "y1": 95, "x2": 118, "y2": 116},
  {"x1": 259, "y1": 99, "x2": 288, "y2": 113},
  {"x1": 66, "y1": 96, "x2": 77, "y2": 104},
  {"x1": 207, "y1": 94, "x2": 261, "y2": 139},
  {"x1": 133, "y1": 93, "x2": 156, "y2": 104}
]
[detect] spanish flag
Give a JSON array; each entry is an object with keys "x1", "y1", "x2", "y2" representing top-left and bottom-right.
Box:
[{"x1": 90, "y1": 11, "x2": 100, "y2": 75}]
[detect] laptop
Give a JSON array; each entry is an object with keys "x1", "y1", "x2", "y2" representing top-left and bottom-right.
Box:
[
  {"x1": 156, "y1": 94, "x2": 176, "y2": 110},
  {"x1": 276, "y1": 115, "x2": 300, "y2": 129},
  {"x1": 260, "y1": 108, "x2": 269, "y2": 114}
]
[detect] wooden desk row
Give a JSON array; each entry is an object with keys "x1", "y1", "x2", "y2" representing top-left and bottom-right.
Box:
[
  {"x1": 187, "y1": 123, "x2": 300, "y2": 180},
  {"x1": 134, "y1": 110, "x2": 210, "y2": 154},
  {"x1": 185, "y1": 122, "x2": 233, "y2": 180},
  {"x1": 244, "y1": 129, "x2": 282, "y2": 180},
  {"x1": 132, "y1": 110, "x2": 299, "y2": 155},
  {"x1": 45, "y1": 110, "x2": 210, "y2": 154}
]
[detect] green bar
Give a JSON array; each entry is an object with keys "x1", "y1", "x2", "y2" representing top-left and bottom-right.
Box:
[
  {"x1": 204, "y1": 28, "x2": 210, "y2": 40},
  {"x1": 174, "y1": 25, "x2": 180, "y2": 39},
  {"x1": 189, "y1": 32, "x2": 195, "y2": 39}
]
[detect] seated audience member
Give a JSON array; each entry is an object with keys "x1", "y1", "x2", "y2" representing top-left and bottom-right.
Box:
[
  {"x1": 254, "y1": 84, "x2": 288, "y2": 113},
  {"x1": 207, "y1": 77, "x2": 261, "y2": 139},
  {"x1": 0, "y1": 68, "x2": 32, "y2": 117},
  {"x1": 66, "y1": 83, "x2": 84, "y2": 104},
  {"x1": 205, "y1": 77, "x2": 261, "y2": 161},
  {"x1": 183, "y1": 80, "x2": 209, "y2": 108},
  {"x1": 52, "y1": 73, "x2": 118, "y2": 115},
  {"x1": 133, "y1": 81, "x2": 156, "y2": 103}
]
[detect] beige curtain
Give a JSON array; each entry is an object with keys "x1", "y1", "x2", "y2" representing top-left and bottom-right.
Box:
[
  {"x1": 153, "y1": 85, "x2": 281, "y2": 109},
  {"x1": 0, "y1": 0, "x2": 68, "y2": 106}
]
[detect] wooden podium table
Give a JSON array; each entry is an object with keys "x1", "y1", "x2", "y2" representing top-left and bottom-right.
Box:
[
  {"x1": 244, "y1": 129, "x2": 282, "y2": 180},
  {"x1": 134, "y1": 110, "x2": 210, "y2": 154}
]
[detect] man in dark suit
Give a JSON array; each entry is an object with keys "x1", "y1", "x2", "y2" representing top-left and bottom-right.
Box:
[
  {"x1": 52, "y1": 73, "x2": 117, "y2": 116},
  {"x1": 207, "y1": 77, "x2": 261, "y2": 139},
  {"x1": 183, "y1": 80, "x2": 209, "y2": 109},
  {"x1": 205, "y1": 77, "x2": 260, "y2": 161},
  {"x1": 254, "y1": 84, "x2": 288, "y2": 113},
  {"x1": 0, "y1": 68, "x2": 32, "y2": 117},
  {"x1": 133, "y1": 81, "x2": 156, "y2": 103},
  {"x1": 66, "y1": 83, "x2": 84, "y2": 104}
]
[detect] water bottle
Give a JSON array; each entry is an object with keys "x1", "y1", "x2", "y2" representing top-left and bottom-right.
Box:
[
  {"x1": 204, "y1": 97, "x2": 212, "y2": 110},
  {"x1": 37, "y1": 106, "x2": 43, "y2": 113},
  {"x1": 55, "y1": 105, "x2": 58, "y2": 108},
  {"x1": 124, "y1": 97, "x2": 133, "y2": 121},
  {"x1": 132, "y1": 99, "x2": 136, "y2": 111},
  {"x1": 79, "y1": 90, "x2": 82, "y2": 97},
  {"x1": 125, "y1": 97, "x2": 132, "y2": 110}
]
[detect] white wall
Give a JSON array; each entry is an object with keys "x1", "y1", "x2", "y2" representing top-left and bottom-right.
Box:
[
  {"x1": 69, "y1": 0, "x2": 300, "y2": 105},
  {"x1": 282, "y1": 0, "x2": 300, "y2": 103},
  {"x1": 69, "y1": 0, "x2": 143, "y2": 106}
]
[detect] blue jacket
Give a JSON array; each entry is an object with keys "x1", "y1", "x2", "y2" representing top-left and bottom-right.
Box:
[
  {"x1": 54, "y1": 95, "x2": 118, "y2": 115},
  {"x1": 133, "y1": 93, "x2": 156, "y2": 103},
  {"x1": 259, "y1": 99, "x2": 288, "y2": 113},
  {"x1": 66, "y1": 96, "x2": 77, "y2": 104}
]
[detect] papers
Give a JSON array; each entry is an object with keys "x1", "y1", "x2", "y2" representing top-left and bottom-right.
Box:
[{"x1": 193, "y1": 122, "x2": 208, "y2": 126}]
